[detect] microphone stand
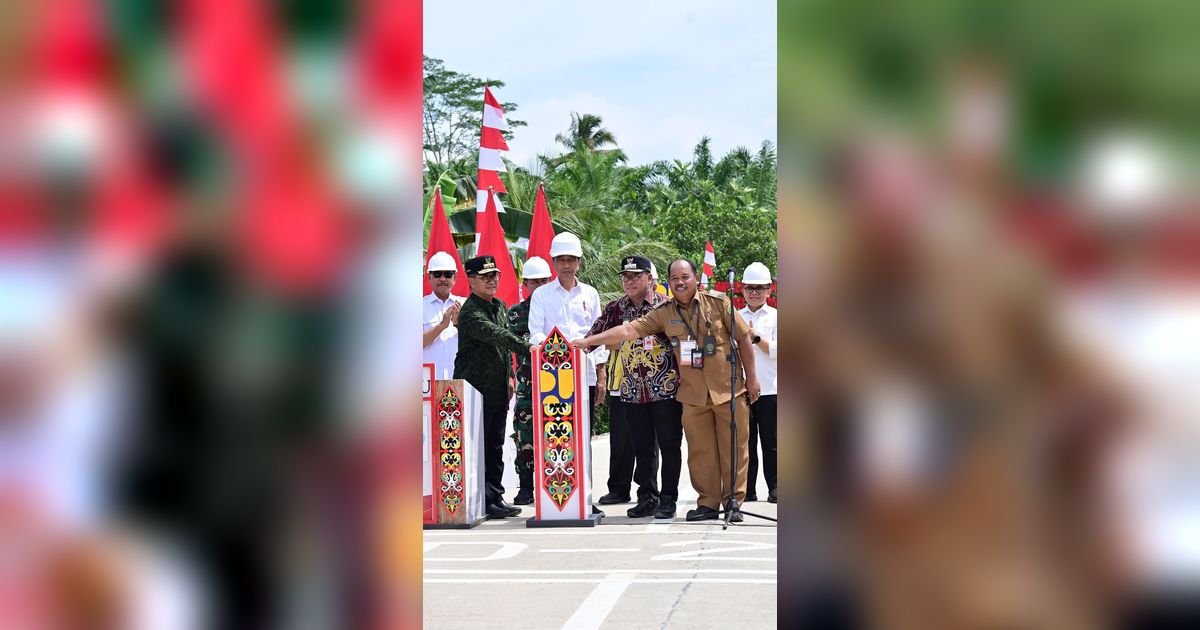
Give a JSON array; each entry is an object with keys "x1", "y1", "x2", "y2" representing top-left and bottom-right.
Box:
[{"x1": 720, "y1": 268, "x2": 777, "y2": 529}]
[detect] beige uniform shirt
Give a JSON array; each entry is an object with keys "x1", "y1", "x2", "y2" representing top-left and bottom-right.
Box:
[{"x1": 628, "y1": 291, "x2": 751, "y2": 406}]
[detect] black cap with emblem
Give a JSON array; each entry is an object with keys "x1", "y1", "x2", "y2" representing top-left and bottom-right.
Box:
[
  {"x1": 617, "y1": 255, "x2": 652, "y2": 274},
  {"x1": 464, "y1": 255, "x2": 500, "y2": 276}
]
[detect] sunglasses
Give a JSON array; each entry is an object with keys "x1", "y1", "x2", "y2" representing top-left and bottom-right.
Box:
[
  {"x1": 430, "y1": 271, "x2": 456, "y2": 279},
  {"x1": 743, "y1": 285, "x2": 770, "y2": 293}
]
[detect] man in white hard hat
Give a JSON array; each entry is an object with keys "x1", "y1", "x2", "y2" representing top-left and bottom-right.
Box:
[
  {"x1": 739, "y1": 262, "x2": 778, "y2": 503},
  {"x1": 506, "y1": 257, "x2": 553, "y2": 505},
  {"x1": 528, "y1": 232, "x2": 608, "y2": 516},
  {"x1": 422, "y1": 251, "x2": 465, "y2": 378}
]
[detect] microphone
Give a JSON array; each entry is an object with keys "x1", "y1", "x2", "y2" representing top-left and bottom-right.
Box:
[{"x1": 727, "y1": 267, "x2": 736, "y2": 283}]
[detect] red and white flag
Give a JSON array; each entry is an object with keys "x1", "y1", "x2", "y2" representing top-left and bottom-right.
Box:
[
  {"x1": 518, "y1": 183, "x2": 556, "y2": 300},
  {"x1": 476, "y1": 189, "x2": 520, "y2": 307},
  {"x1": 424, "y1": 188, "x2": 469, "y2": 298},
  {"x1": 476, "y1": 85, "x2": 508, "y2": 214},
  {"x1": 701, "y1": 240, "x2": 716, "y2": 288},
  {"x1": 527, "y1": 183, "x2": 556, "y2": 271}
]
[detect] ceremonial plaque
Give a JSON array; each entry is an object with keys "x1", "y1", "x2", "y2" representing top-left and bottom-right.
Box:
[
  {"x1": 422, "y1": 364, "x2": 435, "y2": 525},
  {"x1": 424, "y1": 379, "x2": 486, "y2": 529},
  {"x1": 528, "y1": 327, "x2": 601, "y2": 527}
]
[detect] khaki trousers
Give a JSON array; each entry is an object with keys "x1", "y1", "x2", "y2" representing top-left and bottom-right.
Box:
[{"x1": 681, "y1": 395, "x2": 750, "y2": 510}]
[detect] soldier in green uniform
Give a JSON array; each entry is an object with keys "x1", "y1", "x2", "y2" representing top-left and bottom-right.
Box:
[
  {"x1": 454, "y1": 255, "x2": 531, "y2": 518},
  {"x1": 506, "y1": 256, "x2": 553, "y2": 505}
]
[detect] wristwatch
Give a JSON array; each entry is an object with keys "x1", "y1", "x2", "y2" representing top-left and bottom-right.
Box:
[{"x1": 752, "y1": 334, "x2": 762, "y2": 345}]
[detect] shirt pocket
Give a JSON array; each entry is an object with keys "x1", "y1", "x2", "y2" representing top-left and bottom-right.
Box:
[{"x1": 663, "y1": 322, "x2": 690, "y2": 342}]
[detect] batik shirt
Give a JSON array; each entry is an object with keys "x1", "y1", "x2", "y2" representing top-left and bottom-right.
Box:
[{"x1": 588, "y1": 292, "x2": 679, "y2": 404}]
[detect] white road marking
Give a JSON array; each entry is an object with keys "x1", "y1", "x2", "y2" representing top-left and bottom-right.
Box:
[
  {"x1": 539, "y1": 548, "x2": 641, "y2": 553},
  {"x1": 424, "y1": 569, "x2": 775, "y2": 575},
  {"x1": 652, "y1": 539, "x2": 777, "y2": 562},
  {"x1": 560, "y1": 574, "x2": 632, "y2": 630},
  {"x1": 422, "y1": 541, "x2": 527, "y2": 561},
  {"x1": 425, "y1": 578, "x2": 776, "y2": 584},
  {"x1": 422, "y1": 528, "x2": 775, "y2": 537}
]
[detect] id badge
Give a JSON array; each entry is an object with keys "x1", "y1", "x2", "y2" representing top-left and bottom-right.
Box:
[
  {"x1": 703, "y1": 335, "x2": 717, "y2": 356},
  {"x1": 690, "y1": 349, "x2": 704, "y2": 369},
  {"x1": 643, "y1": 336, "x2": 654, "y2": 351},
  {"x1": 680, "y1": 339, "x2": 697, "y2": 362}
]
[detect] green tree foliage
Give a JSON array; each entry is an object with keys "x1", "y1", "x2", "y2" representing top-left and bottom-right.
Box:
[{"x1": 634, "y1": 139, "x2": 778, "y2": 279}]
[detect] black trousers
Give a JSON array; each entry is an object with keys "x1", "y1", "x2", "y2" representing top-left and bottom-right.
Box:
[
  {"x1": 605, "y1": 395, "x2": 633, "y2": 495},
  {"x1": 748, "y1": 394, "x2": 778, "y2": 495},
  {"x1": 482, "y1": 403, "x2": 508, "y2": 504},
  {"x1": 625, "y1": 399, "x2": 683, "y2": 501}
]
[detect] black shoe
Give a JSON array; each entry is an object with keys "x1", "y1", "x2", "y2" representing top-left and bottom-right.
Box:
[
  {"x1": 592, "y1": 505, "x2": 605, "y2": 517},
  {"x1": 486, "y1": 503, "x2": 521, "y2": 518},
  {"x1": 685, "y1": 506, "x2": 719, "y2": 521},
  {"x1": 597, "y1": 492, "x2": 630, "y2": 505},
  {"x1": 655, "y1": 500, "x2": 677, "y2": 519},
  {"x1": 626, "y1": 498, "x2": 659, "y2": 518},
  {"x1": 495, "y1": 499, "x2": 519, "y2": 513},
  {"x1": 767, "y1": 489, "x2": 777, "y2": 504},
  {"x1": 728, "y1": 507, "x2": 744, "y2": 523},
  {"x1": 514, "y1": 470, "x2": 534, "y2": 505},
  {"x1": 744, "y1": 494, "x2": 758, "y2": 502}
]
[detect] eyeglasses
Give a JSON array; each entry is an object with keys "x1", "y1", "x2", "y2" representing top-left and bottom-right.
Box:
[
  {"x1": 430, "y1": 271, "x2": 456, "y2": 279},
  {"x1": 478, "y1": 274, "x2": 501, "y2": 283},
  {"x1": 621, "y1": 273, "x2": 646, "y2": 282},
  {"x1": 744, "y1": 285, "x2": 770, "y2": 293}
]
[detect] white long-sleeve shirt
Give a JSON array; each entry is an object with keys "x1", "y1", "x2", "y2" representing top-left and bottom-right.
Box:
[
  {"x1": 422, "y1": 293, "x2": 465, "y2": 379},
  {"x1": 528, "y1": 278, "x2": 608, "y2": 386},
  {"x1": 738, "y1": 304, "x2": 777, "y2": 396}
]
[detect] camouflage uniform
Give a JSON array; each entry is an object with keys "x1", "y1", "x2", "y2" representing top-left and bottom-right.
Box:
[{"x1": 507, "y1": 297, "x2": 535, "y2": 477}]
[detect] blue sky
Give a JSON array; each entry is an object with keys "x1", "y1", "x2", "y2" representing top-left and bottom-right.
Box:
[{"x1": 424, "y1": 0, "x2": 776, "y2": 169}]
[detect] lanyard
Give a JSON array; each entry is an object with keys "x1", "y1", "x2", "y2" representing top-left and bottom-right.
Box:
[{"x1": 674, "y1": 300, "x2": 709, "y2": 341}]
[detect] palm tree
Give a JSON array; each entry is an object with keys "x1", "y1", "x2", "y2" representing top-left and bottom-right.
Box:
[
  {"x1": 555, "y1": 112, "x2": 621, "y2": 152},
  {"x1": 692, "y1": 136, "x2": 715, "y2": 181}
]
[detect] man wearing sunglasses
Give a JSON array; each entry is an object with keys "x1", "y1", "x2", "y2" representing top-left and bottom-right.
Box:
[
  {"x1": 739, "y1": 262, "x2": 778, "y2": 504},
  {"x1": 422, "y1": 251, "x2": 465, "y2": 379},
  {"x1": 454, "y1": 255, "x2": 532, "y2": 518}
]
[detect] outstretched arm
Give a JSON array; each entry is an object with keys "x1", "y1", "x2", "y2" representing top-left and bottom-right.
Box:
[{"x1": 575, "y1": 322, "x2": 639, "y2": 349}]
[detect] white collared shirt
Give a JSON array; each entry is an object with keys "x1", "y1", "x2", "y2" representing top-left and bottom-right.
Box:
[
  {"x1": 529, "y1": 278, "x2": 608, "y2": 386},
  {"x1": 738, "y1": 303, "x2": 777, "y2": 395},
  {"x1": 422, "y1": 292, "x2": 465, "y2": 379}
]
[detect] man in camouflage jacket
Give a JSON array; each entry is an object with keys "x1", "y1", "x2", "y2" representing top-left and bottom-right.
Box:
[{"x1": 506, "y1": 257, "x2": 553, "y2": 505}]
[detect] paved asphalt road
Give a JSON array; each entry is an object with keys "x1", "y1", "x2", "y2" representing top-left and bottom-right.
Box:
[{"x1": 424, "y1": 431, "x2": 779, "y2": 629}]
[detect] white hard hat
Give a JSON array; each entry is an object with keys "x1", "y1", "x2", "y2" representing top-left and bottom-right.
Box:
[
  {"x1": 741, "y1": 262, "x2": 772, "y2": 284},
  {"x1": 427, "y1": 251, "x2": 457, "y2": 273},
  {"x1": 649, "y1": 262, "x2": 659, "y2": 281},
  {"x1": 549, "y1": 232, "x2": 583, "y2": 258},
  {"x1": 522, "y1": 256, "x2": 552, "y2": 279}
]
